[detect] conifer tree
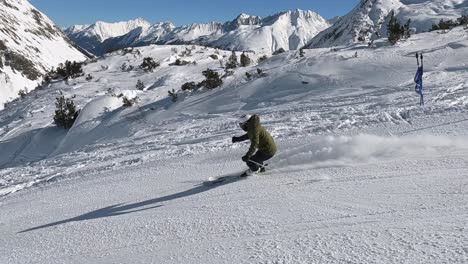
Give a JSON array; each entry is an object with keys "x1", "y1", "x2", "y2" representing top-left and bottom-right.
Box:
[
  {"x1": 387, "y1": 11, "x2": 401, "y2": 45},
  {"x1": 54, "y1": 94, "x2": 79, "y2": 129},
  {"x1": 387, "y1": 11, "x2": 411, "y2": 45},
  {"x1": 200, "y1": 69, "x2": 223, "y2": 89},
  {"x1": 240, "y1": 52, "x2": 251, "y2": 67},
  {"x1": 226, "y1": 51, "x2": 238, "y2": 69},
  {"x1": 136, "y1": 80, "x2": 145, "y2": 90},
  {"x1": 141, "y1": 57, "x2": 160, "y2": 72}
]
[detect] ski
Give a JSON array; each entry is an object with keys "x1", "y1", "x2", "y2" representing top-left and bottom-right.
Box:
[
  {"x1": 206, "y1": 165, "x2": 268, "y2": 185},
  {"x1": 206, "y1": 173, "x2": 249, "y2": 185}
]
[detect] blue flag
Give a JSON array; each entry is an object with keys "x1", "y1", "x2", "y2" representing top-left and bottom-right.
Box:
[{"x1": 414, "y1": 66, "x2": 423, "y2": 95}]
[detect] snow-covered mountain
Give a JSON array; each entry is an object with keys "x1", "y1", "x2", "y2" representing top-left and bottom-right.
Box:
[
  {"x1": 65, "y1": 18, "x2": 151, "y2": 55},
  {"x1": 66, "y1": 10, "x2": 330, "y2": 55},
  {"x1": 308, "y1": 0, "x2": 468, "y2": 48},
  {"x1": 396, "y1": 0, "x2": 468, "y2": 31},
  {"x1": 210, "y1": 10, "x2": 331, "y2": 52},
  {"x1": 0, "y1": 0, "x2": 87, "y2": 109},
  {"x1": 134, "y1": 22, "x2": 176, "y2": 44}
]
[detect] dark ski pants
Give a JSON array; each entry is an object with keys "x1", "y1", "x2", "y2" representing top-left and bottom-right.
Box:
[{"x1": 246, "y1": 151, "x2": 273, "y2": 171}]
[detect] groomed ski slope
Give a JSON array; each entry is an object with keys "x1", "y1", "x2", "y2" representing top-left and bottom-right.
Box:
[
  {"x1": 1, "y1": 129, "x2": 467, "y2": 263},
  {"x1": 0, "y1": 28, "x2": 468, "y2": 263}
]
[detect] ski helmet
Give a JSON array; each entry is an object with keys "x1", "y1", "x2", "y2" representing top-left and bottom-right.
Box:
[{"x1": 238, "y1": 114, "x2": 252, "y2": 127}]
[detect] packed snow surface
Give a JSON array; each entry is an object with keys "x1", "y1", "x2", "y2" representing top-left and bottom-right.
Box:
[{"x1": 1, "y1": 26, "x2": 468, "y2": 263}]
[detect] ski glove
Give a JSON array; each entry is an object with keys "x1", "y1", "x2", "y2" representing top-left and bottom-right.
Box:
[{"x1": 242, "y1": 155, "x2": 249, "y2": 162}]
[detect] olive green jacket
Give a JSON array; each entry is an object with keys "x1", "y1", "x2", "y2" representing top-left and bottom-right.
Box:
[{"x1": 239, "y1": 115, "x2": 277, "y2": 158}]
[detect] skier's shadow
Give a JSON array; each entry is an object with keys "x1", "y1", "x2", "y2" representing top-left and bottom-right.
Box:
[{"x1": 19, "y1": 173, "x2": 243, "y2": 233}]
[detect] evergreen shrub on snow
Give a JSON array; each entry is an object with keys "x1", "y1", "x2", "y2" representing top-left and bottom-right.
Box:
[
  {"x1": 257, "y1": 55, "x2": 268, "y2": 63},
  {"x1": 140, "y1": 57, "x2": 160, "y2": 72},
  {"x1": 181, "y1": 82, "x2": 197, "y2": 91},
  {"x1": 431, "y1": 15, "x2": 468, "y2": 31},
  {"x1": 168, "y1": 89, "x2": 178, "y2": 102},
  {"x1": 240, "y1": 52, "x2": 251, "y2": 67},
  {"x1": 225, "y1": 51, "x2": 238, "y2": 69},
  {"x1": 136, "y1": 80, "x2": 145, "y2": 90},
  {"x1": 18, "y1": 89, "x2": 26, "y2": 98},
  {"x1": 199, "y1": 69, "x2": 223, "y2": 89},
  {"x1": 122, "y1": 96, "x2": 138, "y2": 107},
  {"x1": 120, "y1": 63, "x2": 128, "y2": 71},
  {"x1": 54, "y1": 94, "x2": 79, "y2": 129},
  {"x1": 174, "y1": 59, "x2": 191, "y2": 66},
  {"x1": 387, "y1": 11, "x2": 411, "y2": 45},
  {"x1": 55, "y1": 60, "x2": 83, "y2": 79}
]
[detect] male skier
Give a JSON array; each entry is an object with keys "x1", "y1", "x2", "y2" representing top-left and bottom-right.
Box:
[{"x1": 232, "y1": 114, "x2": 277, "y2": 176}]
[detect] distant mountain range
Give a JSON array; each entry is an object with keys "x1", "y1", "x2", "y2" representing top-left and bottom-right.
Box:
[
  {"x1": 65, "y1": 10, "x2": 331, "y2": 56},
  {"x1": 66, "y1": 0, "x2": 468, "y2": 56}
]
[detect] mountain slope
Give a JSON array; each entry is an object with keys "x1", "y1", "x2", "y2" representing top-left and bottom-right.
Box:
[
  {"x1": 308, "y1": 0, "x2": 468, "y2": 48},
  {"x1": 0, "y1": 28, "x2": 468, "y2": 262},
  {"x1": 210, "y1": 10, "x2": 330, "y2": 52},
  {"x1": 395, "y1": 0, "x2": 468, "y2": 31},
  {"x1": 308, "y1": 0, "x2": 402, "y2": 48},
  {"x1": 1, "y1": 26, "x2": 468, "y2": 194},
  {"x1": 66, "y1": 10, "x2": 330, "y2": 55},
  {"x1": 0, "y1": 0, "x2": 87, "y2": 109}
]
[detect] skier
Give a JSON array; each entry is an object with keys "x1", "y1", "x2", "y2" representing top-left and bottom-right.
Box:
[{"x1": 232, "y1": 114, "x2": 277, "y2": 176}]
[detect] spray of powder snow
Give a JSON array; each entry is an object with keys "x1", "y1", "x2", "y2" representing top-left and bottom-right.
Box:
[{"x1": 271, "y1": 134, "x2": 468, "y2": 172}]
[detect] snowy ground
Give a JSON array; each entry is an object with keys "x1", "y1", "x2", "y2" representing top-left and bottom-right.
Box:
[{"x1": 0, "y1": 28, "x2": 468, "y2": 263}]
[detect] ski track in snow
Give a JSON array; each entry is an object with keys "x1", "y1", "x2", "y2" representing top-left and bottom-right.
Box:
[
  {"x1": 0, "y1": 142, "x2": 467, "y2": 263},
  {"x1": 0, "y1": 27, "x2": 468, "y2": 263}
]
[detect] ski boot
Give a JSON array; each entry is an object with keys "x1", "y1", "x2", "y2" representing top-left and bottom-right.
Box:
[{"x1": 241, "y1": 168, "x2": 260, "y2": 177}]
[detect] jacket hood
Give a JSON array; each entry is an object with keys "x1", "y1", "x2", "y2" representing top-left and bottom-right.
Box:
[{"x1": 241, "y1": 115, "x2": 260, "y2": 131}]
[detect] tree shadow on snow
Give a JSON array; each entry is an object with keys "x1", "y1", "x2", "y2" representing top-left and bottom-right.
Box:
[{"x1": 19, "y1": 173, "x2": 243, "y2": 233}]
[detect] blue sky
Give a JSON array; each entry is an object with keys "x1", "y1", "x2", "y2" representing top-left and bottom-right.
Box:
[{"x1": 30, "y1": 0, "x2": 359, "y2": 28}]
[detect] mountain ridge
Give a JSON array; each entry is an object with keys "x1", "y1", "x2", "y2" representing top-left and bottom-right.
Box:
[{"x1": 65, "y1": 9, "x2": 330, "y2": 55}]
